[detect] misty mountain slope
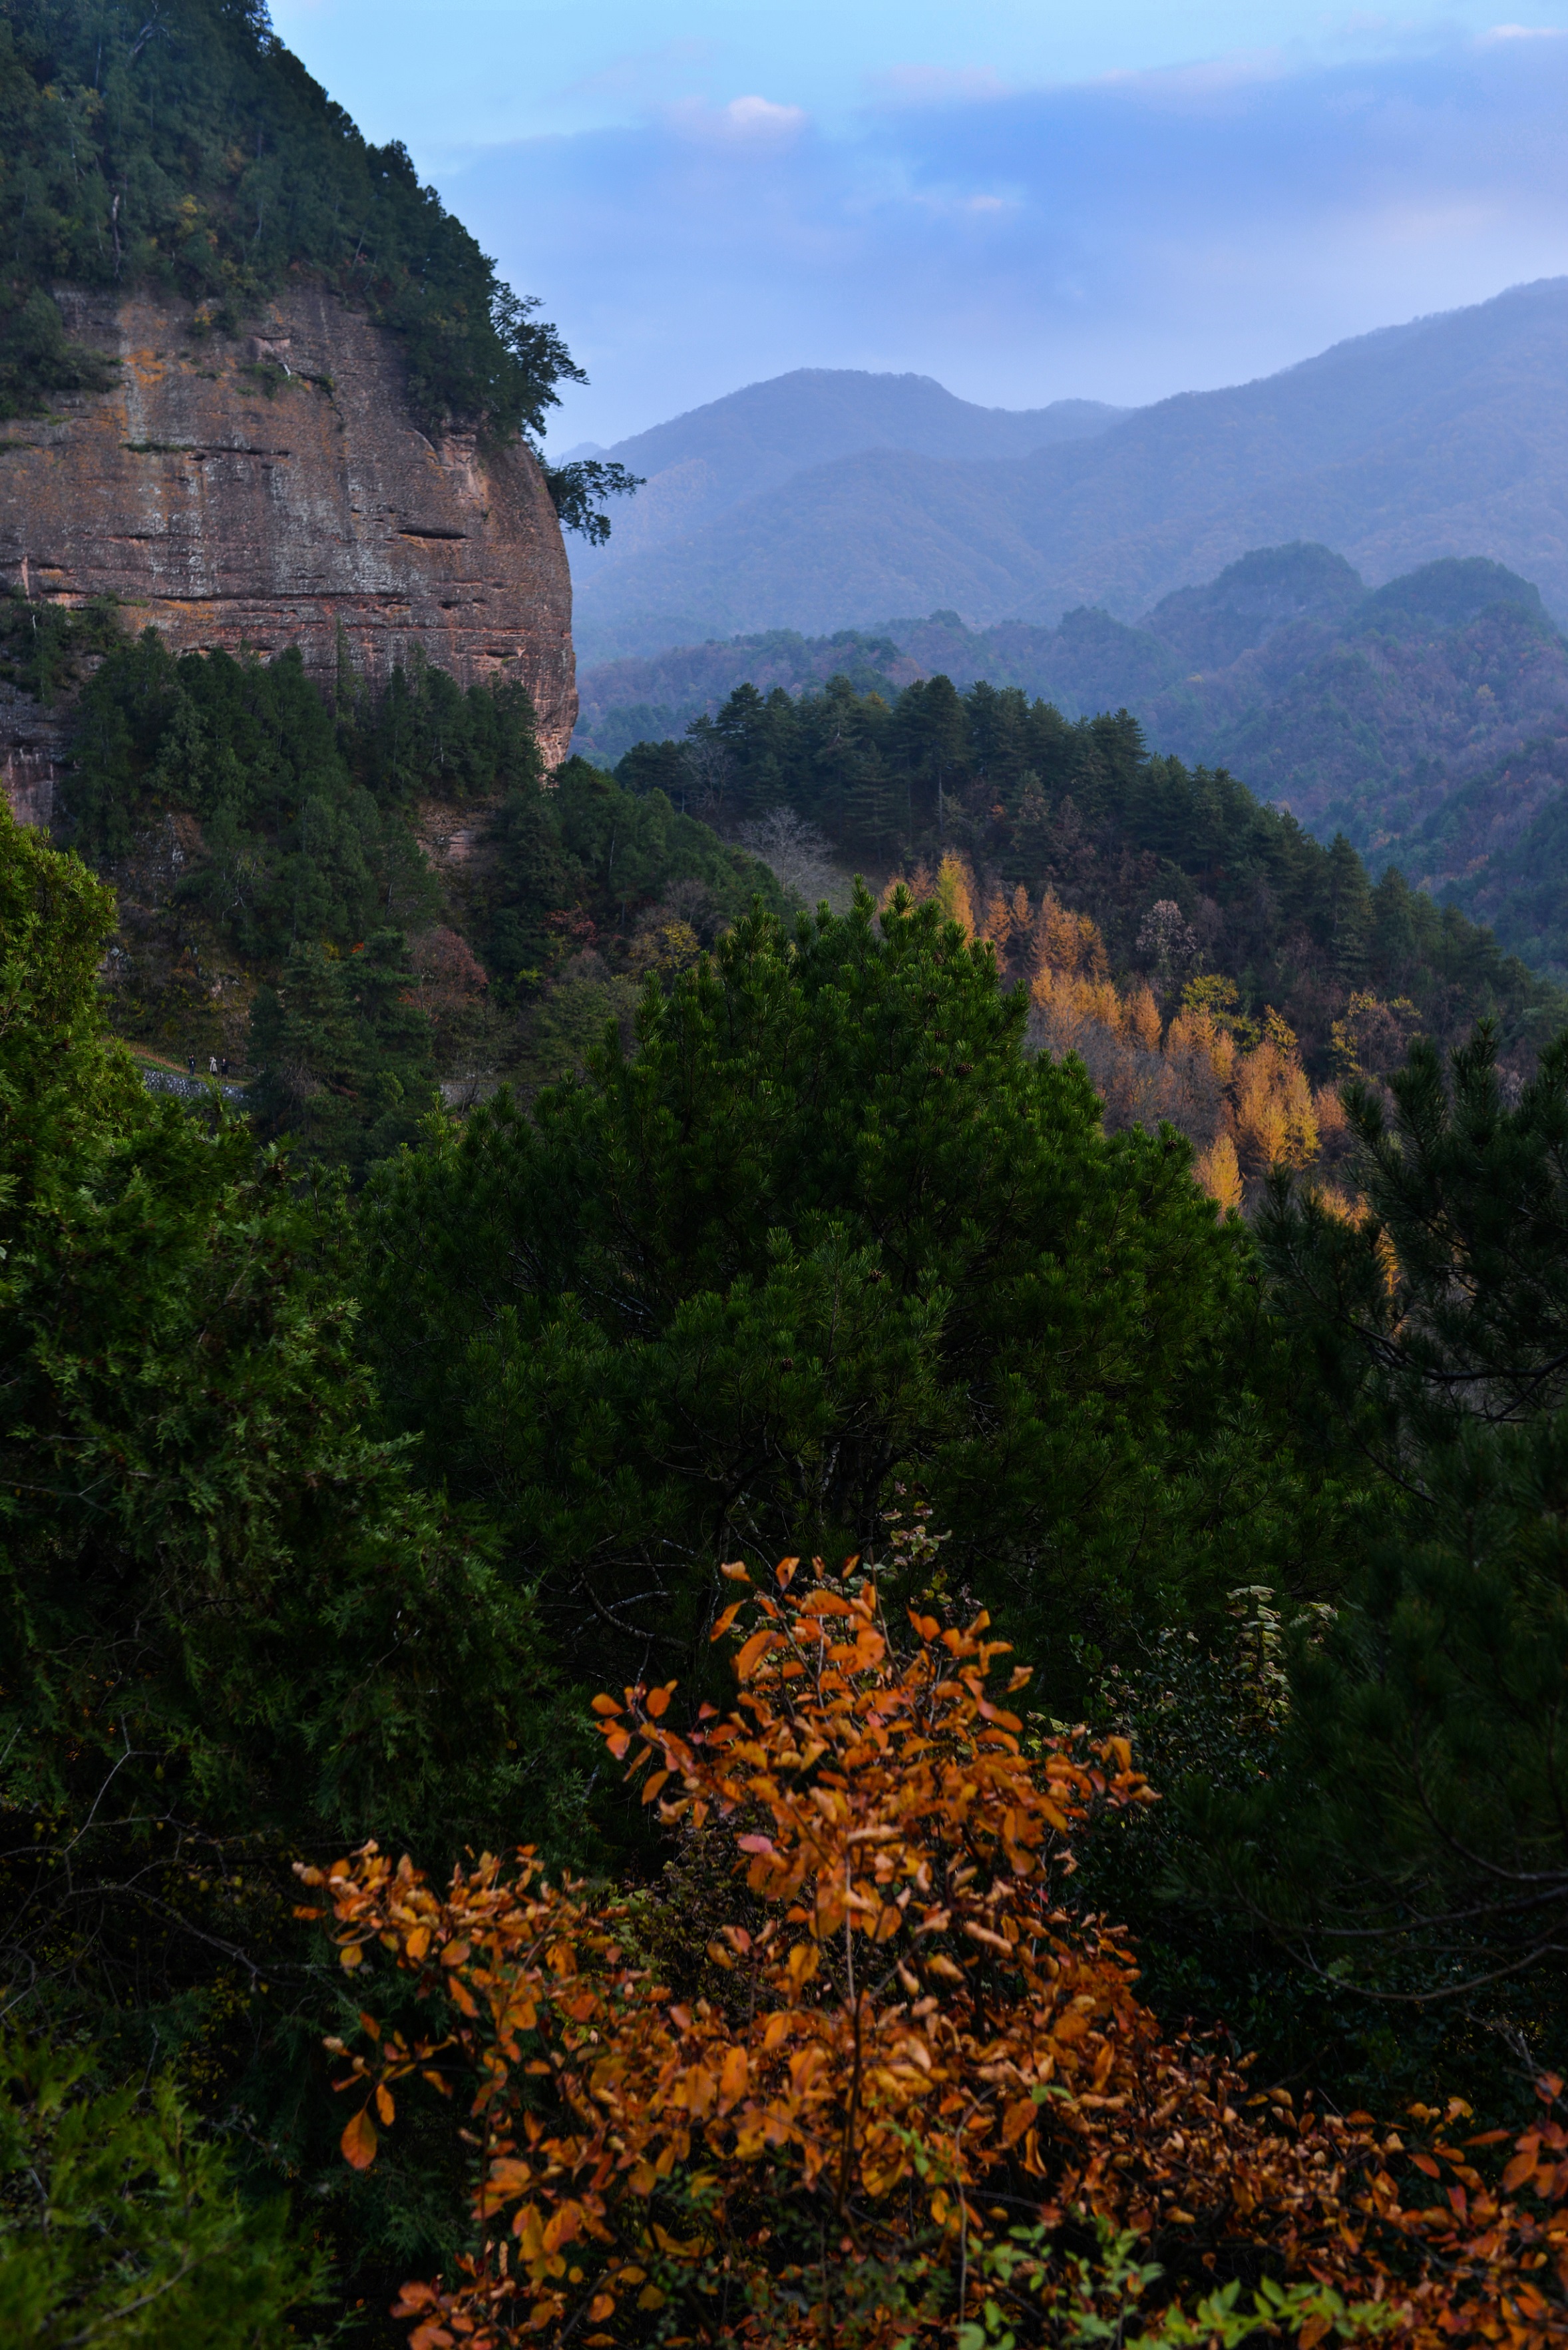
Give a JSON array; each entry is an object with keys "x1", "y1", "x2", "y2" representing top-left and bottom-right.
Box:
[
  {"x1": 1429, "y1": 742, "x2": 1568, "y2": 971},
  {"x1": 569, "y1": 369, "x2": 1125, "y2": 600},
  {"x1": 574, "y1": 447, "x2": 1068, "y2": 659},
  {"x1": 576, "y1": 630, "x2": 926, "y2": 765},
  {"x1": 575, "y1": 541, "x2": 1568, "y2": 971},
  {"x1": 1141, "y1": 544, "x2": 1367, "y2": 668},
  {"x1": 895, "y1": 552, "x2": 1568, "y2": 865},
  {"x1": 573, "y1": 279, "x2": 1568, "y2": 661}
]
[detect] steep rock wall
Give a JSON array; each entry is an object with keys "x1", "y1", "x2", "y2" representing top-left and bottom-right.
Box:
[{"x1": 0, "y1": 282, "x2": 577, "y2": 776}]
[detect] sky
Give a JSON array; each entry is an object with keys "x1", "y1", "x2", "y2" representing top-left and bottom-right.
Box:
[{"x1": 267, "y1": 0, "x2": 1568, "y2": 449}]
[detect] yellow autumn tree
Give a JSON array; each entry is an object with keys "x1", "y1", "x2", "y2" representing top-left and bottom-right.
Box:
[{"x1": 934, "y1": 852, "x2": 976, "y2": 941}]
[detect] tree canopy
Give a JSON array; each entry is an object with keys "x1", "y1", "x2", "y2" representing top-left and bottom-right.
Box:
[
  {"x1": 1184, "y1": 1028, "x2": 1568, "y2": 2030},
  {"x1": 358, "y1": 887, "x2": 1342, "y2": 1704},
  {"x1": 620, "y1": 677, "x2": 1561, "y2": 1074}
]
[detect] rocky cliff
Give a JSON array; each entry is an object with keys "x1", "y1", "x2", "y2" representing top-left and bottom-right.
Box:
[{"x1": 0, "y1": 281, "x2": 578, "y2": 810}]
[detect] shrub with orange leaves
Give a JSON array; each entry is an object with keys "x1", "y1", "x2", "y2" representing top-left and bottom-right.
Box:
[{"x1": 300, "y1": 1563, "x2": 1568, "y2": 2350}]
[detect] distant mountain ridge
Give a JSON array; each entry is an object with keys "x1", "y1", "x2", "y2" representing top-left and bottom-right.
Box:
[
  {"x1": 566, "y1": 369, "x2": 1126, "y2": 636},
  {"x1": 571, "y1": 281, "x2": 1568, "y2": 662},
  {"x1": 574, "y1": 541, "x2": 1568, "y2": 975}
]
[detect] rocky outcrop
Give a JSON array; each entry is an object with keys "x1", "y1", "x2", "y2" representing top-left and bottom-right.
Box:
[{"x1": 0, "y1": 282, "x2": 577, "y2": 766}]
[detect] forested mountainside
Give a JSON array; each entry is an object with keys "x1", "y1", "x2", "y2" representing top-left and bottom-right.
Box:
[
  {"x1": 0, "y1": 0, "x2": 562, "y2": 431},
  {"x1": 579, "y1": 543, "x2": 1568, "y2": 975},
  {"x1": 11, "y1": 608, "x2": 778, "y2": 1170},
  {"x1": 9, "y1": 12, "x2": 1568, "y2": 2339},
  {"x1": 611, "y1": 663, "x2": 1563, "y2": 1206},
  {"x1": 13, "y1": 752, "x2": 1568, "y2": 2340},
  {"x1": 570, "y1": 279, "x2": 1568, "y2": 659}
]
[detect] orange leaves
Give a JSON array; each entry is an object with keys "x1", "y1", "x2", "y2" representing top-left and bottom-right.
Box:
[
  {"x1": 303, "y1": 1562, "x2": 1568, "y2": 2350},
  {"x1": 785, "y1": 1941, "x2": 819, "y2": 1993},
  {"x1": 719, "y1": 2044, "x2": 749, "y2": 2108},
  {"x1": 733, "y1": 1627, "x2": 784, "y2": 1681}
]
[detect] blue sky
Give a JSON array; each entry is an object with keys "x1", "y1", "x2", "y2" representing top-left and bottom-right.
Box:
[{"x1": 269, "y1": 1, "x2": 1568, "y2": 446}]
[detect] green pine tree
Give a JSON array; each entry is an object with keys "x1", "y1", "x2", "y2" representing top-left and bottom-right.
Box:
[
  {"x1": 358, "y1": 887, "x2": 1342, "y2": 1704},
  {"x1": 1191, "y1": 1021, "x2": 1568, "y2": 2031},
  {"x1": 250, "y1": 929, "x2": 439, "y2": 1172},
  {"x1": 0, "y1": 796, "x2": 578, "y2": 2295}
]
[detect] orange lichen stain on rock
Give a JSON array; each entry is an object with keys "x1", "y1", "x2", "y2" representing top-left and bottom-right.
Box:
[{"x1": 0, "y1": 283, "x2": 577, "y2": 764}]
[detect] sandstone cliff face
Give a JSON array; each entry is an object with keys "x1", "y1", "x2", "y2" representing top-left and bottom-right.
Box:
[{"x1": 0, "y1": 282, "x2": 578, "y2": 782}]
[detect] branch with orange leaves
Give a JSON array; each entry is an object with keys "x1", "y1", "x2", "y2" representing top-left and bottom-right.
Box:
[{"x1": 296, "y1": 1559, "x2": 1568, "y2": 2350}]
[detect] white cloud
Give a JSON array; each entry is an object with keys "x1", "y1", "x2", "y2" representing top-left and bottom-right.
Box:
[
  {"x1": 667, "y1": 93, "x2": 809, "y2": 142},
  {"x1": 449, "y1": 30, "x2": 1568, "y2": 441}
]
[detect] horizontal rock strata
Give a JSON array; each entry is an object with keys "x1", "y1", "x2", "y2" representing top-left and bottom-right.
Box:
[{"x1": 0, "y1": 282, "x2": 577, "y2": 771}]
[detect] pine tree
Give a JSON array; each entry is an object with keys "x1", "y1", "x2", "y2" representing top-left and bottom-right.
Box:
[
  {"x1": 0, "y1": 791, "x2": 558, "y2": 2093},
  {"x1": 250, "y1": 930, "x2": 438, "y2": 1172},
  {"x1": 1326, "y1": 831, "x2": 1375, "y2": 987},
  {"x1": 358, "y1": 888, "x2": 1335, "y2": 1702},
  {"x1": 1196, "y1": 1021, "x2": 1568, "y2": 2017}
]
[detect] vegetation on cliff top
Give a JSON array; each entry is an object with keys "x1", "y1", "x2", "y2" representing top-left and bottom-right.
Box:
[{"x1": 0, "y1": 0, "x2": 636, "y2": 529}]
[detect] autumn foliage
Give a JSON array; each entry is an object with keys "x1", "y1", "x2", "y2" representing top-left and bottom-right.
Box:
[{"x1": 301, "y1": 1562, "x2": 1568, "y2": 2350}]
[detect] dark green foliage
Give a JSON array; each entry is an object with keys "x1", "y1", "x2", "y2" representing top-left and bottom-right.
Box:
[
  {"x1": 541, "y1": 455, "x2": 646, "y2": 549},
  {"x1": 248, "y1": 929, "x2": 439, "y2": 1174},
  {"x1": 1189, "y1": 1025, "x2": 1568, "y2": 2031},
  {"x1": 345, "y1": 645, "x2": 545, "y2": 810},
  {"x1": 480, "y1": 755, "x2": 785, "y2": 994},
  {"x1": 57, "y1": 629, "x2": 783, "y2": 1149},
  {"x1": 0, "y1": 584, "x2": 123, "y2": 700},
  {"x1": 0, "y1": 0, "x2": 578, "y2": 445},
  {"x1": 1266, "y1": 1023, "x2": 1568, "y2": 1461},
  {"x1": 0, "y1": 796, "x2": 572, "y2": 2043},
  {"x1": 0, "y1": 2034, "x2": 325, "y2": 2345},
  {"x1": 621, "y1": 675, "x2": 1559, "y2": 1069},
  {"x1": 0, "y1": 282, "x2": 117, "y2": 412},
  {"x1": 357, "y1": 889, "x2": 1340, "y2": 1704},
  {"x1": 68, "y1": 630, "x2": 439, "y2": 944}
]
